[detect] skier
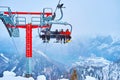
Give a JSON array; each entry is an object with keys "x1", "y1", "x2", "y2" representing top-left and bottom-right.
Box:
[{"x1": 65, "y1": 29, "x2": 71, "y2": 43}]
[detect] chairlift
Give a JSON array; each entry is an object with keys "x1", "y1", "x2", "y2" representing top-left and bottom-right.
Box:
[
  {"x1": 36, "y1": 0, "x2": 72, "y2": 43},
  {"x1": 39, "y1": 23, "x2": 72, "y2": 43}
]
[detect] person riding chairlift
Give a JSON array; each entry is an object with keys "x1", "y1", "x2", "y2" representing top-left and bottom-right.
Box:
[
  {"x1": 54, "y1": 29, "x2": 60, "y2": 43},
  {"x1": 60, "y1": 29, "x2": 66, "y2": 43},
  {"x1": 41, "y1": 29, "x2": 50, "y2": 43},
  {"x1": 65, "y1": 29, "x2": 71, "y2": 43},
  {"x1": 46, "y1": 30, "x2": 50, "y2": 43}
]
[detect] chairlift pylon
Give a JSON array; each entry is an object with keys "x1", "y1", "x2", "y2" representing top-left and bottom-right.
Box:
[{"x1": 0, "y1": 0, "x2": 72, "y2": 77}]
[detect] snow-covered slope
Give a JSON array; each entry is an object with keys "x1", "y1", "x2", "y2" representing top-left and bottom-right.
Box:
[
  {"x1": 85, "y1": 76, "x2": 96, "y2": 80},
  {"x1": 0, "y1": 71, "x2": 70, "y2": 80},
  {"x1": 0, "y1": 50, "x2": 66, "y2": 80},
  {"x1": 72, "y1": 56, "x2": 110, "y2": 67},
  {"x1": 70, "y1": 57, "x2": 110, "y2": 80},
  {"x1": 0, "y1": 71, "x2": 48, "y2": 80},
  {"x1": 70, "y1": 56, "x2": 120, "y2": 80},
  {"x1": 0, "y1": 35, "x2": 120, "y2": 80},
  {"x1": 37, "y1": 75, "x2": 46, "y2": 80},
  {"x1": 58, "y1": 78, "x2": 69, "y2": 80},
  {"x1": 0, "y1": 71, "x2": 34, "y2": 80},
  {"x1": 86, "y1": 35, "x2": 120, "y2": 61},
  {"x1": 108, "y1": 61, "x2": 120, "y2": 80}
]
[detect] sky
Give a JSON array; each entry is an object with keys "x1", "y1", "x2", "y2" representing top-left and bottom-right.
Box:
[
  {"x1": 0, "y1": 0, "x2": 120, "y2": 36},
  {"x1": 0, "y1": 0, "x2": 120, "y2": 64}
]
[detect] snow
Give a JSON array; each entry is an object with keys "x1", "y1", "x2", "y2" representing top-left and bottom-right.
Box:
[
  {"x1": 37, "y1": 75, "x2": 46, "y2": 80},
  {"x1": 0, "y1": 71, "x2": 47, "y2": 80},
  {"x1": 85, "y1": 76, "x2": 96, "y2": 80},
  {"x1": 0, "y1": 76, "x2": 34, "y2": 80},
  {"x1": 58, "y1": 79, "x2": 69, "y2": 80},
  {"x1": 3, "y1": 71, "x2": 16, "y2": 77},
  {"x1": 0, "y1": 71, "x2": 34, "y2": 80},
  {"x1": 73, "y1": 56, "x2": 110, "y2": 67},
  {"x1": 0, "y1": 71, "x2": 69, "y2": 80},
  {"x1": 87, "y1": 57, "x2": 110, "y2": 66}
]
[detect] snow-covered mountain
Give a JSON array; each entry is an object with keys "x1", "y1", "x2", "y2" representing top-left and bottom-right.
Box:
[
  {"x1": 69, "y1": 57, "x2": 110, "y2": 80},
  {"x1": 86, "y1": 35, "x2": 120, "y2": 61},
  {"x1": 108, "y1": 61, "x2": 120, "y2": 80},
  {"x1": 0, "y1": 49, "x2": 66, "y2": 80},
  {"x1": 72, "y1": 56, "x2": 110, "y2": 67},
  {"x1": 70, "y1": 56, "x2": 120, "y2": 80},
  {"x1": 0, "y1": 53, "x2": 10, "y2": 77},
  {"x1": 0, "y1": 35, "x2": 120, "y2": 80}
]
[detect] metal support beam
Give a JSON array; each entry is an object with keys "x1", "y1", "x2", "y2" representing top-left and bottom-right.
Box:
[
  {"x1": 4, "y1": 11, "x2": 52, "y2": 16},
  {"x1": 25, "y1": 24, "x2": 32, "y2": 77},
  {"x1": 26, "y1": 24, "x2": 32, "y2": 58}
]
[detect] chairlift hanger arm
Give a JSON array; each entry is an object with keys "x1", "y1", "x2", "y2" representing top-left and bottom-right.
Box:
[
  {"x1": 53, "y1": 0, "x2": 65, "y2": 21},
  {"x1": 54, "y1": 7, "x2": 63, "y2": 21}
]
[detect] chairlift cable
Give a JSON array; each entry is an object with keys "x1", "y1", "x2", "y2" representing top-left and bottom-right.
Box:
[
  {"x1": 11, "y1": 37, "x2": 20, "y2": 54},
  {"x1": 54, "y1": 0, "x2": 62, "y2": 13},
  {"x1": 43, "y1": 42, "x2": 48, "y2": 54}
]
